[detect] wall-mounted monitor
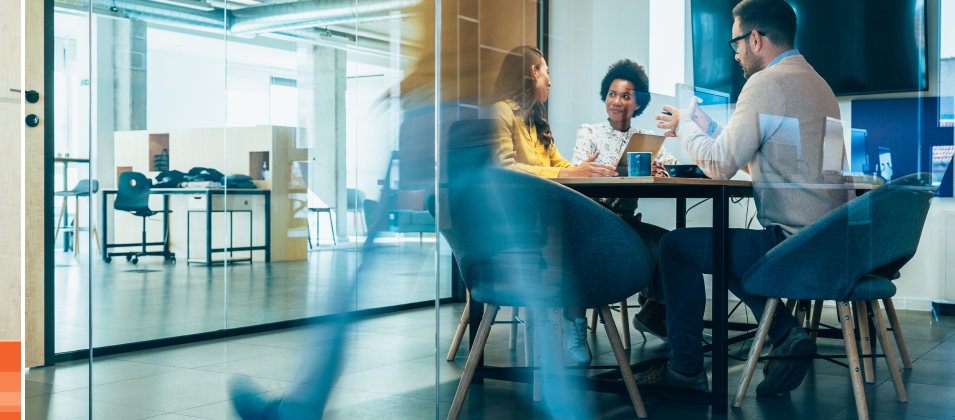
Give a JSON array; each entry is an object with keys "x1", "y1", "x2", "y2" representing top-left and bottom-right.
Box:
[{"x1": 691, "y1": 0, "x2": 927, "y2": 101}]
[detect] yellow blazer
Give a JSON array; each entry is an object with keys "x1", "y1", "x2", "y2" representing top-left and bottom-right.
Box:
[{"x1": 489, "y1": 100, "x2": 574, "y2": 178}]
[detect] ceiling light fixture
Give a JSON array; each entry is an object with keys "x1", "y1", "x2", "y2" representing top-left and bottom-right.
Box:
[
  {"x1": 148, "y1": 0, "x2": 216, "y2": 12},
  {"x1": 226, "y1": 0, "x2": 261, "y2": 5}
]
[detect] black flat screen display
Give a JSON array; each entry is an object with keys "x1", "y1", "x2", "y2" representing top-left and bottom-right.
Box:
[{"x1": 691, "y1": 0, "x2": 927, "y2": 101}]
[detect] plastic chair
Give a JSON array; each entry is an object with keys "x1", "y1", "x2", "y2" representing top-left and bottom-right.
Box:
[
  {"x1": 54, "y1": 179, "x2": 100, "y2": 255},
  {"x1": 106, "y1": 172, "x2": 176, "y2": 264}
]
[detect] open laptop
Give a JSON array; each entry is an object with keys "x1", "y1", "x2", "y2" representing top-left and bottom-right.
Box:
[{"x1": 614, "y1": 133, "x2": 667, "y2": 176}]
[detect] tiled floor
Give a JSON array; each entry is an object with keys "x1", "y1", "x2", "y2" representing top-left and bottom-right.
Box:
[
  {"x1": 53, "y1": 237, "x2": 451, "y2": 352},
  {"x1": 26, "y1": 301, "x2": 955, "y2": 419}
]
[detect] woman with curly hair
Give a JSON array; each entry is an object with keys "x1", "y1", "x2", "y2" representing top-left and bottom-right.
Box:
[{"x1": 570, "y1": 59, "x2": 679, "y2": 345}]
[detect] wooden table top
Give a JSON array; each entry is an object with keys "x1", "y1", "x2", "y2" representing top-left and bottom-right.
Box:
[
  {"x1": 554, "y1": 176, "x2": 880, "y2": 189},
  {"x1": 553, "y1": 176, "x2": 752, "y2": 187}
]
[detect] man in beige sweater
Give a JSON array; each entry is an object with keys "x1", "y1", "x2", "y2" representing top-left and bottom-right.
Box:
[{"x1": 641, "y1": 0, "x2": 847, "y2": 394}]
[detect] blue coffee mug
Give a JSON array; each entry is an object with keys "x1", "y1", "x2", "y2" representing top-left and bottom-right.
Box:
[{"x1": 628, "y1": 152, "x2": 652, "y2": 177}]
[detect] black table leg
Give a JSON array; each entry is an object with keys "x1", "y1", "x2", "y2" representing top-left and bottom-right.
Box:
[
  {"x1": 264, "y1": 192, "x2": 271, "y2": 263},
  {"x1": 206, "y1": 190, "x2": 212, "y2": 267},
  {"x1": 676, "y1": 197, "x2": 687, "y2": 229},
  {"x1": 469, "y1": 296, "x2": 485, "y2": 384},
  {"x1": 711, "y1": 187, "x2": 729, "y2": 414},
  {"x1": 102, "y1": 191, "x2": 109, "y2": 261},
  {"x1": 163, "y1": 194, "x2": 170, "y2": 258},
  {"x1": 451, "y1": 256, "x2": 465, "y2": 302}
]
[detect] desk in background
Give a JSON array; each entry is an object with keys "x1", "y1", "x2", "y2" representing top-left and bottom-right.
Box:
[{"x1": 101, "y1": 188, "x2": 271, "y2": 266}]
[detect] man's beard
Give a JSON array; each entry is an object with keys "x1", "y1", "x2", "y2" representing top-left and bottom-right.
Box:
[{"x1": 742, "y1": 55, "x2": 765, "y2": 79}]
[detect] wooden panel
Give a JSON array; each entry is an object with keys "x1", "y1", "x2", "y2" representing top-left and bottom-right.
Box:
[
  {"x1": 479, "y1": 47, "x2": 507, "y2": 108},
  {"x1": 479, "y1": 0, "x2": 537, "y2": 52},
  {"x1": 459, "y1": 0, "x2": 477, "y2": 20},
  {"x1": 459, "y1": 18, "x2": 480, "y2": 106},
  {"x1": 0, "y1": 0, "x2": 22, "y2": 343},
  {"x1": 249, "y1": 151, "x2": 269, "y2": 180},
  {"x1": 25, "y1": 0, "x2": 45, "y2": 368},
  {"x1": 148, "y1": 133, "x2": 169, "y2": 171}
]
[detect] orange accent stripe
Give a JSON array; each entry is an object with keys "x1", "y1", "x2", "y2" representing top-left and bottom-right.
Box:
[
  {"x1": 0, "y1": 406, "x2": 19, "y2": 413},
  {"x1": 0, "y1": 393, "x2": 17, "y2": 407},
  {"x1": 0, "y1": 411, "x2": 20, "y2": 418},
  {"x1": 0, "y1": 374, "x2": 17, "y2": 393},
  {"x1": 0, "y1": 342, "x2": 19, "y2": 372}
]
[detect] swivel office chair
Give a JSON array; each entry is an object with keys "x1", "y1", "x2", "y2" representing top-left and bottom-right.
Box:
[{"x1": 106, "y1": 172, "x2": 176, "y2": 264}]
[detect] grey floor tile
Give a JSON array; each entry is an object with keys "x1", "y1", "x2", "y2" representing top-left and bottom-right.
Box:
[
  {"x1": 60, "y1": 369, "x2": 290, "y2": 413},
  {"x1": 27, "y1": 358, "x2": 183, "y2": 394},
  {"x1": 143, "y1": 414, "x2": 207, "y2": 420},
  {"x1": 839, "y1": 381, "x2": 955, "y2": 419},
  {"x1": 26, "y1": 392, "x2": 165, "y2": 420},
  {"x1": 173, "y1": 389, "x2": 284, "y2": 420},
  {"x1": 106, "y1": 340, "x2": 287, "y2": 369},
  {"x1": 827, "y1": 407, "x2": 946, "y2": 420},
  {"x1": 920, "y1": 341, "x2": 955, "y2": 362}
]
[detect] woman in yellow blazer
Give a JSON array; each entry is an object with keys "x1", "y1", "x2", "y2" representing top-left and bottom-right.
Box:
[
  {"x1": 488, "y1": 46, "x2": 615, "y2": 365},
  {"x1": 489, "y1": 46, "x2": 617, "y2": 179}
]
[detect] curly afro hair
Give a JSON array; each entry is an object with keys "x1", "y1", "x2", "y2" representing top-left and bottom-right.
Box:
[{"x1": 599, "y1": 59, "x2": 651, "y2": 117}]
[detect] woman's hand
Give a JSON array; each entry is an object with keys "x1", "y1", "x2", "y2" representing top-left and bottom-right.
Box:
[
  {"x1": 652, "y1": 161, "x2": 669, "y2": 177},
  {"x1": 559, "y1": 152, "x2": 617, "y2": 177}
]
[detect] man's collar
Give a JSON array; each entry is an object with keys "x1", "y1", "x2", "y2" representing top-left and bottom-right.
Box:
[{"x1": 766, "y1": 49, "x2": 800, "y2": 69}]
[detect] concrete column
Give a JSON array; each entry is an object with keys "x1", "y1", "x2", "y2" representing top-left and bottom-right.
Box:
[
  {"x1": 299, "y1": 45, "x2": 347, "y2": 241},
  {"x1": 113, "y1": 19, "x2": 147, "y2": 131}
]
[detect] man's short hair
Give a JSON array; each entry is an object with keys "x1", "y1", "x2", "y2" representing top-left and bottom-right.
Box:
[{"x1": 732, "y1": 0, "x2": 797, "y2": 49}]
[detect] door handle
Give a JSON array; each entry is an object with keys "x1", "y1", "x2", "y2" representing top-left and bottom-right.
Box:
[{"x1": 9, "y1": 89, "x2": 39, "y2": 103}]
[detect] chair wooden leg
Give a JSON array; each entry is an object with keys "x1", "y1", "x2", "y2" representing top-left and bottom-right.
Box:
[
  {"x1": 508, "y1": 306, "x2": 519, "y2": 349},
  {"x1": 785, "y1": 298, "x2": 797, "y2": 314},
  {"x1": 733, "y1": 297, "x2": 777, "y2": 408},
  {"x1": 808, "y1": 300, "x2": 824, "y2": 342},
  {"x1": 837, "y1": 301, "x2": 869, "y2": 420},
  {"x1": 92, "y1": 226, "x2": 102, "y2": 255},
  {"x1": 794, "y1": 300, "x2": 809, "y2": 329},
  {"x1": 882, "y1": 297, "x2": 913, "y2": 369},
  {"x1": 54, "y1": 199, "x2": 67, "y2": 243},
  {"x1": 620, "y1": 301, "x2": 631, "y2": 350},
  {"x1": 598, "y1": 305, "x2": 648, "y2": 418},
  {"x1": 74, "y1": 198, "x2": 80, "y2": 256},
  {"x1": 589, "y1": 307, "x2": 599, "y2": 332},
  {"x1": 448, "y1": 304, "x2": 499, "y2": 420},
  {"x1": 447, "y1": 296, "x2": 470, "y2": 361},
  {"x1": 853, "y1": 301, "x2": 875, "y2": 383},
  {"x1": 870, "y1": 299, "x2": 908, "y2": 402}
]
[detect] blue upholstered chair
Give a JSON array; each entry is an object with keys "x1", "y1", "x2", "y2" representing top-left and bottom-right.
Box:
[
  {"x1": 733, "y1": 174, "x2": 935, "y2": 418},
  {"x1": 440, "y1": 120, "x2": 653, "y2": 419}
]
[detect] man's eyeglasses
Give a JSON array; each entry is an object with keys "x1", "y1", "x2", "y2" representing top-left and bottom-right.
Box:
[{"x1": 728, "y1": 30, "x2": 766, "y2": 53}]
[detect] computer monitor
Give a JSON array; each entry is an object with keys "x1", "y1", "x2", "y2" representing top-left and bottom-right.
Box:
[{"x1": 850, "y1": 128, "x2": 870, "y2": 174}]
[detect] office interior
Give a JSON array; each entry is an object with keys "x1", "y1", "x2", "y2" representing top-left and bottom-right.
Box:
[{"x1": 20, "y1": 0, "x2": 955, "y2": 419}]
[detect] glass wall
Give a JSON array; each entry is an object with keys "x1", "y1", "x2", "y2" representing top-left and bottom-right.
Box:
[{"x1": 25, "y1": 0, "x2": 955, "y2": 418}]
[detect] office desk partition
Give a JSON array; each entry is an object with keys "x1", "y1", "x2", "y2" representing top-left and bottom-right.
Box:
[{"x1": 101, "y1": 188, "x2": 271, "y2": 267}]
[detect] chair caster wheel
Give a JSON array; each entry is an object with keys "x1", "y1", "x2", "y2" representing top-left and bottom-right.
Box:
[
  {"x1": 170, "y1": 257, "x2": 176, "y2": 264},
  {"x1": 126, "y1": 255, "x2": 132, "y2": 261},
  {"x1": 131, "y1": 258, "x2": 138, "y2": 265},
  {"x1": 104, "y1": 256, "x2": 112, "y2": 263}
]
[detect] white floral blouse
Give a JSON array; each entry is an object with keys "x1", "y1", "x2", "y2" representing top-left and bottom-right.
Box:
[
  {"x1": 570, "y1": 120, "x2": 679, "y2": 167},
  {"x1": 570, "y1": 120, "x2": 680, "y2": 215}
]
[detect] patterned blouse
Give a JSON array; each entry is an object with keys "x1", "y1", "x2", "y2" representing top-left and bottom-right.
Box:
[
  {"x1": 570, "y1": 120, "x2": 679, "y2": 167},
  {"x1": 570, "y1": 120, "x2": 680, "y2": 215}
]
